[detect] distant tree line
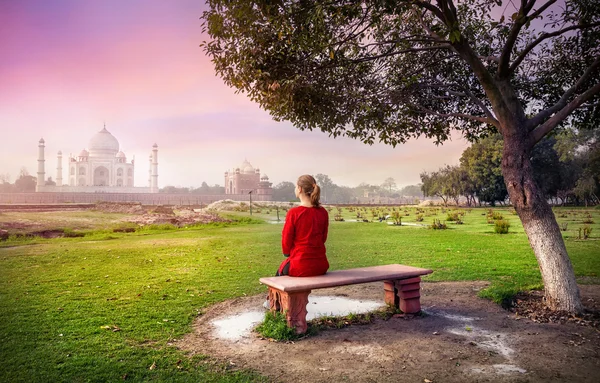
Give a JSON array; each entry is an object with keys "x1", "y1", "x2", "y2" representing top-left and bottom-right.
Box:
[
  {"x1": 0, "y1": 168, "x2": 47, "y2": 193},
  {"x1": 420, "y1": 134, "x2": 600, "y2": 206},
  {"x1": 271, "y1": 174, "x2": 423, "y2": 203},
  {"x1": 159, "y1": 182, "x2": 225, "y2": 195}
]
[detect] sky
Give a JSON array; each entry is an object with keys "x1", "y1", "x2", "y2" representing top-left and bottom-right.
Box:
[{"x1": 0, "y1": 0, "x2": 471, "y2": 189}]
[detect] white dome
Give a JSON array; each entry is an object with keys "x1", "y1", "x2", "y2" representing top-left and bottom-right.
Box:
[
  {"x1": 241, "y1": 160, "x2": 254, "y2": 174},
  {"x1": 116, "y1": 151, "x2": 126, "y2": 158},
  {"x1": 79, "y1": 149, "x2": 89, "y2": 157},
  {"x1": 89, "y1": 127, "x2": 119, "y2": 157}
]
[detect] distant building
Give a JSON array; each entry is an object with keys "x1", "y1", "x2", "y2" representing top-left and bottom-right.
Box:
[
  {"x1": 224, "y1": 160, "x2": 272, "y2": 198},
  {"x1": 36, "y1": 126, "x2": 158, "y2": 193}
]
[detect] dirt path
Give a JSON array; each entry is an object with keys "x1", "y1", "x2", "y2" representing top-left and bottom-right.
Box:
[{"x1": 178, "y1": 282, "x2": 600, "y2": 383}]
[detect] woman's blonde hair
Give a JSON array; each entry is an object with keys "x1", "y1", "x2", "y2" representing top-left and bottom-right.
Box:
[{"x1": 297, "y1": 174, "x2": 321, "y2": 207}]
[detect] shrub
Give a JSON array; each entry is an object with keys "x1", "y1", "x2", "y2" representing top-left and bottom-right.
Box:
[
  {"x1": 578, "y1": 226, "x2": 593, "y2": 240},
  {"x1": 560, "y1": 222, "x2": 568, "y2": 232},
  {"x1": 415, "y1": 214, "x2": 424, "y2": 222},
  {"x1": 582, "y1": 218, "x2": 595, "y2": 224},
  {"x1": 391, "y1": 211, "x2": 402, "y2": 225},
  {"x1": 486, "y1": 210, "x2": 504, "y2": 224},
  {"x1": 494, "y1": 220, "x2": 510, "y2": 234},
  {"x1": 255, "y1": 311, "x2": 300, "y2": 341},
  {"x1": 429, "y1": 219, "x2": 447, "y2": 230},
  {"x1": 446, "y1": 212, "x2": 459, "y2": 221}
]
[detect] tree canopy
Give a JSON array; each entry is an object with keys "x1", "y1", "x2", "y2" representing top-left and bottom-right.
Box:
[{"x1": 203, "y1": 0, "x2": 599, "y2": 146}]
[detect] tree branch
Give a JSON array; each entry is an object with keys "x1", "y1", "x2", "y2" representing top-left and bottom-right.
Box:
[
  {"x1": 530, "y1": 82, "x2": 600, "y2": 145},
  {"x1": 498, "y1": 0, "x2": 556, "y2": 78},
  {"x1": 528, "y1": 56, "x2": 600, "y2": 128},
  {"x1": 510, "y1": 22, "x2": 600, "y2": 74},
  {"x1": 415, "y1": 105, "x2": 499, "y2": 127},
  {"x1": 411, "y1": 0, "x2": 446, "y2": 21},
  {"x1": 346, "y1": 45, "x2": 452, "y2": 64},
  {"x1": 526, "y1": 0, "x2": 555, "y2": 21},
  {"x1": 461, "y1": 86, "x2": 496, "y2": 120}
]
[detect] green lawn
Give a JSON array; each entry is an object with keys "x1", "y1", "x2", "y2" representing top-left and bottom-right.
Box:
[{"x1": 0, "y1": 206, "x2": 598, "y2": 382}]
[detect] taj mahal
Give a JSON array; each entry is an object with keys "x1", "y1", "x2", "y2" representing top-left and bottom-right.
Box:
[{"x1": 35, "y1": 126, "x2": 158, "y2": 193}]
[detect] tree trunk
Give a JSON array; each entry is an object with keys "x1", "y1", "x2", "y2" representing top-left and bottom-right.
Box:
[{"x1": 502, "y1": 133, "x2": 583, "y2": 313}]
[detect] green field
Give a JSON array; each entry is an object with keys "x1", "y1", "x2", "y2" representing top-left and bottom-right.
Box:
[{"x1": 0, "y1": 206, "x2": 598, "y2": 382}]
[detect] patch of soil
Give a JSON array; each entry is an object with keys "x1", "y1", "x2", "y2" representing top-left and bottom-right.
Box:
[
  {"x1": 94, "y1": 201, "x2": 146, "y2": 214},
  {"x1": 124, "y1": 209, "x2": 231, "y2": 227},
  {"x1": 30, "y1": 229, "x2": 65, "y2": 238},
  {"x1": 178, "y1": 282, "x2": 600, "y2": 383}
]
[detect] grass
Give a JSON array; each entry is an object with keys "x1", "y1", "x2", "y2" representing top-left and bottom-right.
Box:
[
  {"x1": 0, "y1": 206, "x2": 599, "y2": 381},
  {"x1": 255, "y1": 311, "x2": 301, "y2": 341}
]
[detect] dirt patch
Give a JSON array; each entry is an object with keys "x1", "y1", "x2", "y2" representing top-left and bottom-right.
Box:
[
  {"x1": 124, "y1": 208, "x2": 230, "y2": 227},
  {"x1": 93, "y1": 201, "x2": 146, "y2": 214},
  {"x1": 178, "y1": 282, "x2": 600, "y2": 382}
]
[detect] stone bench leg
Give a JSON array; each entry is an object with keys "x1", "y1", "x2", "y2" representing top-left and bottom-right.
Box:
[
  {"x1": 383, "y1": 277, "x2": 423, "y2": 313},
  {"x1": 267, "y1": 287, "x2": 311, "y2": 334}
]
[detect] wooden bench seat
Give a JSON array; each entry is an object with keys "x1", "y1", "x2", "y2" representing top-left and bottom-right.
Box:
[{"x1": 259, "y1": 264, "x2": 433, "y2": 334}]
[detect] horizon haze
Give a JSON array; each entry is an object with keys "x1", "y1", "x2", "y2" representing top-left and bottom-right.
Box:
[{"x1": 0, "y1": 0, "x2": 470, "y2": 190}]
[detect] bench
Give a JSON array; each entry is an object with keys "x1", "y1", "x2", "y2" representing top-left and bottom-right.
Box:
[{"x1": 259, "y1": 264, "x2": 433, "y2": 334}]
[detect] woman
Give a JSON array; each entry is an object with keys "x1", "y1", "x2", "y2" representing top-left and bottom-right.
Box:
[{"x1": 277, "y1": 174, "x2": 329, "y2": 277}]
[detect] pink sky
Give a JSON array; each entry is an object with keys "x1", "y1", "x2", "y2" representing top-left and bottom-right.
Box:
[{"x1": 0, "y1": 0, "x2": 470, "y2": 189}]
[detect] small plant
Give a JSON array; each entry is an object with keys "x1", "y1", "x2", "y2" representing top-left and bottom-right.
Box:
[
  {"x1": 494, "y1": 219, "x2": 510, "y2": 234},
  {"x1": 334, "y1": 214, "x2": 345, "y2": 222},
  {"x1": 391, "y1": 211, "x2": 402, "y2": 225},
  {"x1": 429, "y1": 219, "x2": 447, "y2": 230},
  {"x1": 560, "y1": 222, "x2": 568, "y2": 231},
  {"x1": 446, "y1": 211, "x2": 463, "y2": 223},
  {"x1": 255, "y1": 311, "x2": 300, "y2": 341},
  {"x1": 415, "y1": 214, "x2": 424, "y2": 222},
  {"x1": 486, "y1": 210, "x2": 504, "y2": 223},
  {"x1": 578, "y1": 226, "x2": 593, "y2": 240},
  {"x1": 582, "y1": 218, "x2": 595, "y2": 224}
]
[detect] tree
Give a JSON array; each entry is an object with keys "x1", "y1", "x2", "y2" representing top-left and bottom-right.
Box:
[
  {"x1": 272, "y1": 181, "x2": 296, "y2": 201},
  {"x1": 460, "y1": 135, "x2": 507, "y2": 206},
  {"x1": 398, "y1": 184, "x2": 424, "y2": 198},
  {"x1": 194, "y1": 181, "x2": 212, "y2": 194},
  {"x1": 420, "y1": 169, "x2": 450, "y2": 205},
  {"x1": 314, "y1": 174, "x2": 334, "y2": 203},
  {"x1": 203, "y1": 0, "x2": 599, "y2": 313},
  {"x1": 14, "y1": 174, "x2": 36, "y2": 192},
  {"x1": 330, "y1": 185, "x2": 355, "y2": 204},
  {"x1": 0, "y1": 173, "x2": 10, "y2": 184},
  {"x1": 381, "y1": 177, "x2": 397, "y2": 194}
]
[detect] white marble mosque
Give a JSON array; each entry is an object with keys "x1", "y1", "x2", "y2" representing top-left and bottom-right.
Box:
[{"x1": 36, "y1": 126, "x2": 157, "y2": 193}]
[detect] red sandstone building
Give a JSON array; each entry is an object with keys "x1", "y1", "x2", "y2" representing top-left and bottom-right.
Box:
[{"x1": 224, "y1": 160, "x2": 272, "y2": 198}]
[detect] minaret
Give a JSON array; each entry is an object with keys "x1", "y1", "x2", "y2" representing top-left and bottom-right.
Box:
[
  {"x1": 151, "y1": 143, "x2": 158, "y2": 193},
  {"x1": 36, "y1": 138, "x2": 45, "y2": 192},
  {"x1": 56, "y1": 151, "x2": 63, "y2": 187},
  {"x1": 148, "y1": 155, "x2": 152, "y2": 188}
]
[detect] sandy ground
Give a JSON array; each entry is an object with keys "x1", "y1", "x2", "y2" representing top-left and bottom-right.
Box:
[{"x1": 178, "y1": 281, "x2": 600, "y2": 383}]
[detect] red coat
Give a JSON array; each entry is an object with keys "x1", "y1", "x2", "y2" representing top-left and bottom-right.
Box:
[{"x1": 278, "y1": 206, "x2": 329, "y2": 277}]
